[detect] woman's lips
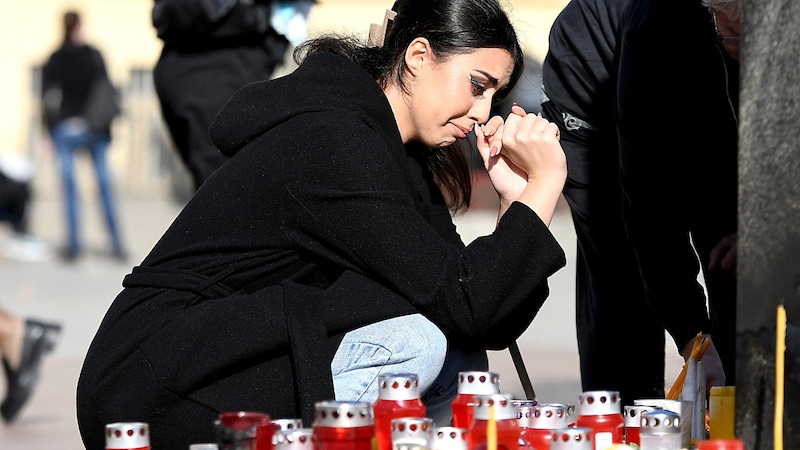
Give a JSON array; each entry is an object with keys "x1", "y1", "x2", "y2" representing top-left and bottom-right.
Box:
[{"x1": 451, "y1": 123, "x2": 470, "y2": 139}]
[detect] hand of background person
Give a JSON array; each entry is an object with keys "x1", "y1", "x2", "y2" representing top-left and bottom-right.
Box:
[
  {"x1": 709, "y1": 233, "x2": 737, "y2": 277},
  {"x1": 682, "y1": 334, "x2": 726, "y2": 394},
  {"x1": 475, "y1": 104, "x2": 566, "y2": 221}
]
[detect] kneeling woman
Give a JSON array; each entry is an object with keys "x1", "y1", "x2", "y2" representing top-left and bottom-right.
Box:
[{"x1": 77, "y1": 0, "x2": 567, "y2": 448}]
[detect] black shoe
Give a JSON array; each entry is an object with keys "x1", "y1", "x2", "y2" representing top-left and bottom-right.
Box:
[
  {"x1": 1, "y1": 320, "x2": 62, "y2": 422},
  {"x1": 59, "y1": 247, "x2": 80, "y2": 263},
  {"x1": 111, "y1": 248, "x2": 129, "y2": 263}
]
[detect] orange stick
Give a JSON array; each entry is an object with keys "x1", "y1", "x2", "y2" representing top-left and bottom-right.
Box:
[
  {"x1": 667, "y1": 333, "x2": 702, "y2": 399},
  {"x1": 667, "y1": 365, "x2": 689, "y2": 400},
  {"x1": 667, "y1": 334, "x2": 710, "y2": 400}
]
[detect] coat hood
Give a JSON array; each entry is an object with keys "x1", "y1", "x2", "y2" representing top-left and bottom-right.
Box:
[{"x1": 210, "y1": 52, "x2": 398, "y2": 158}]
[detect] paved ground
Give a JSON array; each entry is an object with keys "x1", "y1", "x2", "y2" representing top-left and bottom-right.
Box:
[{"x1": 0, "y1": 179, "x2": 683, "y2": 448}]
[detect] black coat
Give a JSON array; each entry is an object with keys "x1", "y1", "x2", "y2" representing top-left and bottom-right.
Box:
[
  {"x1": 77, "y1": 52, "x2": 566, "y2": 449},
  {"x1": 616, "y1": 0, "x2": 739, "y2": 372}
]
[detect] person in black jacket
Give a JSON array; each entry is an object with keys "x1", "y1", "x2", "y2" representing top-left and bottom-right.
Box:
[
  {"x1": 543, "y1": 0, "x2": 739, "y2": 402},
  {"x1": 42, "y1": 10, "x2": 127, "y2": 262},
  {"x1": 152, "y1": 0, "x2": 294, "y2": 191},
  {"x1": 616, "y1": 0, "x2": 740, "y2": 391},
  {"x1": 76, "y1": 0, "x2": 567, "y2": 448},
  {"x1": 540, "y1": 0, "x2": 669, "y2": 404}
]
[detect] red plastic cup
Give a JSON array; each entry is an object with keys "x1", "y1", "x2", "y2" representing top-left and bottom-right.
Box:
[
  {"x1": 215, "y1": 411, "x2": 274, "y2": 450},
  {"x1": 451, "y1": 371, "x2": 499, "y2": 429},
  {"x1": 576, "y1": 391, "x2": 623, "y2": 449},
  {"x1": 313, "y1": 401, "x2": 374, "y2": 450},
  {"x1": 696, "y1": 439, "x2": 746, "y2": 450},
  {"x1": 623, "y1": 405, "x2": 653, "y2": 446},
  {"x1": 468, "y1": 393, "x2": 519, "y2": 450},
  {"x1": 525, "y1": 403, "x2": 570, "y2": 450},
  {"x1": 549, "y1": 427, "x2": 593, "y2": 450},
  {"x1": 373, "y1": 373, "x2": 426, "y2": 450}
]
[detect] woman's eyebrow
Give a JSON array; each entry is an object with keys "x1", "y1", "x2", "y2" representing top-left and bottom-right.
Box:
[{"x1": 474, "y1": 70, "x2": 500, "y2": 86}]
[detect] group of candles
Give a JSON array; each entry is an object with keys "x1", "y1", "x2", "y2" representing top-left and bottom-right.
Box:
[{"x1": 103, "y1": 371, "x2": 745, "y2": 450}]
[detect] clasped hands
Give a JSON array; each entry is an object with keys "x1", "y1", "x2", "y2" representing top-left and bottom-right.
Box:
[{"x1": 474, "y1": 104, "x2": 567, "y2": 221}]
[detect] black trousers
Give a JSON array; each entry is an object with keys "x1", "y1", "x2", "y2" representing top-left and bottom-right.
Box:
[
  {"x1": 542, "y1": 101, "x2": 667, "y2": 404},
  {"x1": 154, "y1": 42, "x2": 284, "y2": 190}
]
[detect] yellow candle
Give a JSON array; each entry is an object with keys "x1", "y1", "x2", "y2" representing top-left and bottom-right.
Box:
[
  {"x1": 775, "y1": 304, "x2": 786, "y2": 450},
  {"x1": 709, "y1": 386, "x2": 736, "y2": 439},
  {"x1": 487, "y1": 404, "x2": 497, "y2": 450}
]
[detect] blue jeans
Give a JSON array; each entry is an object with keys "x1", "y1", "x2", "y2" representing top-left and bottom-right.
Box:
[
  {"x1": 50, "y1": 119, "x2": 123, "y2": 255},
  {"x1": 331, "y1": 313, "x2": 489, "y2": 427}
]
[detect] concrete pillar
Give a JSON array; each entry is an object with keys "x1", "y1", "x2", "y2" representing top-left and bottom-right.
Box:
[{"x1": 737, "y1": 0, "x2": 800, "y2": 447}]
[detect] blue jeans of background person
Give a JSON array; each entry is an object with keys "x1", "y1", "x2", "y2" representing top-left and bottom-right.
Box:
[
  {"x1": 50, "y1": 119, "x2": 124, "y2": 258},
  {"x1": 331, "y1": 313, "x2": 488, "y2": 426}
]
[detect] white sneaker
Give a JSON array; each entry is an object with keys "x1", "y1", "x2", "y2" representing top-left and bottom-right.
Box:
[{"x1": 0, "y1": 234, "x2": 52, "y2": 262}]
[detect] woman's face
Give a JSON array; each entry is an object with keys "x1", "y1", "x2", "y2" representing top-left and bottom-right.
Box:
[{"x1": 401, "y1": 43, "x2": 515, "y2": 148}]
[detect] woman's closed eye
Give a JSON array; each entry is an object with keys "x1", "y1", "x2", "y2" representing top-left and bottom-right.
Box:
[{"x1": 470, "y1": 76, "x2": 487, "y2": 96}]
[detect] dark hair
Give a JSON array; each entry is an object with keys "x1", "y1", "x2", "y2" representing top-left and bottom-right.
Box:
[
  {"x1": 63, "y1": 10, "x2": 81, "y2": 46},
  {"x1": 294, "y1": 0, "x2": 524, "y2": 213}
]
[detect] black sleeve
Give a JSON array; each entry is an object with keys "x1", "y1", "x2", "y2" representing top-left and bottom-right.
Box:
[
  {"x1": 280, "y1": 116, "x2": 566, "y2": 350},
  {"x1": 152, "y1": 0, "x2": 271, "y2": 39}
]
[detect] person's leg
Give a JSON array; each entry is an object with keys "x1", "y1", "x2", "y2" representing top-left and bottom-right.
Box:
[
  {"x1": 331, "y1": 314, "x2": 447, "y2": 404},
  {"x1": 0, "y1": 309, "x2": 24, "y2": 369},
  {"x1": 542, "y1": 101, "x2": 666, "y2": 404},
  {"x1": 154, "y1": 44, "x2": 284, "y2": 190},
  {"x1": 86, "y1": 132, "x2": 125, "y2": 258},
  {"x1": 52, "y1": 122, "x2": 82, "y2": 259},
  {"x1": 0, "y1": 306, "x2": 61, "y2": 422}
]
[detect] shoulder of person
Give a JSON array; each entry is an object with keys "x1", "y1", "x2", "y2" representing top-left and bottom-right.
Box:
[
  {"x1": 83, "y1": 46, "x2": 108, "y2": 68},
  {"x1": 84, "y1": 45, "x2": 103, "y2": 57}
]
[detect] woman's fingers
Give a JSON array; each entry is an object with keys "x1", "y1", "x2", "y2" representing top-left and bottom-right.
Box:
[
  {"x1": 492, "y1": 105, "x2": 527, "y2": 157},
  {"x1": 475, "y1": 124, "x2": 491, "y2": 162},
  {"x1": 479, "y1": 106, "x2": 561, "y2": 162},
  {"x1": 480, "y1": 115, "x2": 505, "y2": 137},
  {"x1": 478, "y1": 115, "x2": 507, "y2": 158},
  {"x1": 504, "y1": 112, "x2": 553, "y2": 147},
  {"x1": 492, "y1": 111, "x2": 564, "y2": 178}
]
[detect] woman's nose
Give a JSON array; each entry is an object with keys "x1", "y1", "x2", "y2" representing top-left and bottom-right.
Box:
[{"x1": 469, "y1": 98, "x2": 493, "y2": 124}]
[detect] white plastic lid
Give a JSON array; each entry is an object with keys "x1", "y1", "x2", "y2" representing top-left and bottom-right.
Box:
[
  {"x1": 378, "y1": 373, "x2": 421, "y2": 401},
  {"x1": 105, "y1": 422, "x2": 150, "y2": 449}
]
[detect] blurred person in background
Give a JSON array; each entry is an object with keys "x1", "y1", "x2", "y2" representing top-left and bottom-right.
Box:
[
  {"x1": 0, "y1": 153, "x2": 51, "y2": 262},
  {"x1": 152, "y1": 0, "x2": 314, "y2": 191},
  {"x1": 41, "y1": 10, "x2": 127, "y2": 263}
]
